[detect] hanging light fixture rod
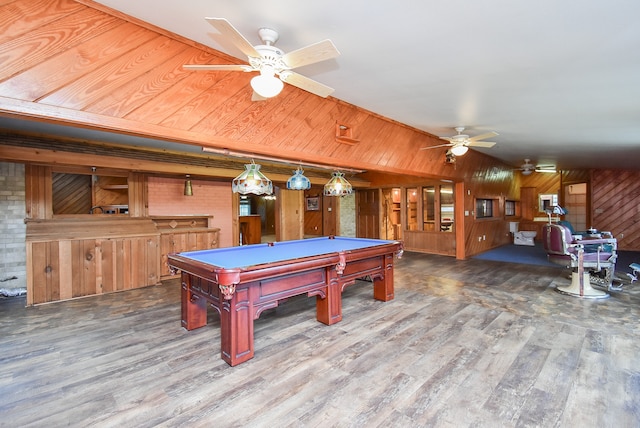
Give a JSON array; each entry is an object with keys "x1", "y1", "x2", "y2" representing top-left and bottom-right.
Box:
[{"x1": 201, "y1": 146, "x2": 363, "y2": 174}]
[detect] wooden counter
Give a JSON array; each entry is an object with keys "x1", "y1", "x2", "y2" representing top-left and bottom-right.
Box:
[
  {"x1": 25, "y1": 216, "x2": 221, "y2": 305},
  {"x1": 26, "y1": 217, "x2": 161, "y2": 305},
  {"x1": 151, "y1": 216, "x2": 220, "y2": 278}
]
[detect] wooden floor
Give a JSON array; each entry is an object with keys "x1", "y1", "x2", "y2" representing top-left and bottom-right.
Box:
[{"x1": 2, "y1": 251, "x2": 640, "y2": 427}]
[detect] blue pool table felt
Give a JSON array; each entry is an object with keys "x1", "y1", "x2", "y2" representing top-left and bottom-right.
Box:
[{"x1": 179, "y1": 236, "x2": 396, "y2": 269}]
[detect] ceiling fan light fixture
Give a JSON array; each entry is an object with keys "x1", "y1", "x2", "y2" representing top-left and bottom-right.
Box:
[
  {"x1": 450, "y1": 144, "x2": 469, "y2": 156},
  {"x1": 250, "y1": 66, "x2": 284, "y2": 98}
]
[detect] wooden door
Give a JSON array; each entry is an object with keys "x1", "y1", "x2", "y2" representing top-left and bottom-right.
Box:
[
  {"x1": 322, "y1": 195, "x2": 338, "y2": 236},
  {"x1": 357, "y1": 189, "x2": 380, "y2": 238},
  {"x1": 277, "y1": 189, "x2": 304, "y2": 241},
  {"x1": 520, "y1": 187, "x2": 537, "y2": 220}
]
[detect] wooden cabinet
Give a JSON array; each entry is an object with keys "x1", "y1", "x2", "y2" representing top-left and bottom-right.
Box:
[
  {"x1": 239, "y1": 215, "x2": 262, "y2": 245},
  {"x1": 25, "y1": 216, "x2": 221, "y2": 304},
  {"x1": 158, "y1": 229, "x2": 220, "y2": 278},
  {"x1": 26, "y1": 218, "x2": 161, "y2": 305},
  {"x1": 152, "y1": 216, "x2": 220, "y2": 278}
]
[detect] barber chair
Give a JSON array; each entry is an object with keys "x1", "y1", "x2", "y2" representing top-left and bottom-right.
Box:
[{"x1": 542, "y1": 223, "x2": 618, "y2": 298}]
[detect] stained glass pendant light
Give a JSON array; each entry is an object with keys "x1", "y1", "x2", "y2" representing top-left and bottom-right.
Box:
[
  {"x1": 323, "y1": 171, "x2": 353, "y2": 196},
  {"x1": 232, "y1": 161, "x2": 273, "y2": 195},
  {"x1": 286, "y1": 166, "x2": 311, "y2": 190}
]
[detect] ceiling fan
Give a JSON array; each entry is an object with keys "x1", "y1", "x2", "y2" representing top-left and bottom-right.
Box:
[
  {"x1": 516, "y1": 159, "x2": 557, "y2": 175},
  {"x1": 183, "y1": 18, "x2": 340, "y2": 100},
  {"x1": 420, "y1": 127, "x2": 498, "y2": 156}
]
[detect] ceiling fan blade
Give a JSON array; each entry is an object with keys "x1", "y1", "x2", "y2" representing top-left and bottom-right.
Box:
[
  {"x1": 419, "y1": 143, "x2": 453, "y2": 151},
  {"x1": 205, "y1": 17, "x2": 261, "y2": 58},
  {"x1": 469, "y1": 131, "x2": 498, "y2": 142},
  {"x1": 183, "y1": 64, "x2": 252, "y2": 71},
  {"x1": 281, "y1": 72, "x2": 334, "y2": 97},
  {"x1": 282, "y1": 39, "x2": 340, "y2": 69},
  {"x1": 467, "y1": 141, "x2": 496, "y2": 148}
]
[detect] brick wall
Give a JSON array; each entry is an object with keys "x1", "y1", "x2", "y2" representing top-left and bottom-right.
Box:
[
  {"x1": 0, "y1": 162, "x2": 26, "y2": 291},
  {"x1": 147, "y1": 176, "x2": 234, "y2": 248},
  {"x1": 339, "y1": 194, "x2": 356, "y2": 237}
]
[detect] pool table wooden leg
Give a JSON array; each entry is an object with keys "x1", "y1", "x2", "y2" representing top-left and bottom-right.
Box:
[
  {"x1": 316, "y1": 267, "x2": 342, "y2": 325},
  {"x1": 181, "y1": 276, "x2": 207, "y2": 330},
  {"x1": 373, "y1": 254, "x2": 395, "y2": 302},
  {"x1": 220, "y1": 286, "x2": 254, "y2": 366}
]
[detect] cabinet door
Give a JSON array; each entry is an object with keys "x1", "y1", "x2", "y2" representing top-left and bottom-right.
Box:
[
  {"x1": 194, "y1": 230, "x2": 219, "y2": 249},
  {"x1": 28, "y1": 241, "x2": 61, "y2": 305}
]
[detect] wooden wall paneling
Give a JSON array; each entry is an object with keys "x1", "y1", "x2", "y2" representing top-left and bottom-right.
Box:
[
  {"x1": 455, "y1": 182, "x2": 466, "y2": 260},
  {"x1": 591, "y1": 169, "x2": 640, "y2": 250},
  {"x1": 303, "y1": 188, "x2": 323, "y2": 236},
  {"x1": 403, "y1": 231, "x2": 456, "y2": 256},
  {"x1": 94, "y1": 175, "x2": 128, "y2": 210},
  {"x1": 24, "y1": 164, "x2": 52, "y2": 219},
  {"x1": 128, "y1": 172, "x2": 145, "y2": 217}
]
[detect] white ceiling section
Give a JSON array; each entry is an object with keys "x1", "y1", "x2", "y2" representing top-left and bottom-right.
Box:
[{"x1": 91, "y1": 0, "x2": 640, "y2": 171}]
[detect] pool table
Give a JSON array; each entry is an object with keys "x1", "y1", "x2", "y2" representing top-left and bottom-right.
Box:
[{"x1": 167, "y1": 236, "x2": 403, "y2": 366}]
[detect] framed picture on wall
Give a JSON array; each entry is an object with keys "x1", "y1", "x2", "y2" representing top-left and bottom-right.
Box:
[{"x1": 306, "y1": 197, "x2": 319, "y2": 211}]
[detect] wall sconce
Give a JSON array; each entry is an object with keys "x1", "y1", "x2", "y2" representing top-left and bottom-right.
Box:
[
  {"x1": 184, "y1": 175, "x2": 193, "y2": 196},
  {"x1": 232, "y1": 161, "x2": 273, "y2": 195},
  {"x1": 286, "y1": 166, "x2": 311, "y2": 190},
  {"x1": 323, "y1": 171, "x2": 353, "y2": 196}
]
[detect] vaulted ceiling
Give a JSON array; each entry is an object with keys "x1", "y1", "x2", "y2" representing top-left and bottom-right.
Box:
[{"x1": 1, "y1": 0, "x2": 639, "y2": 173}]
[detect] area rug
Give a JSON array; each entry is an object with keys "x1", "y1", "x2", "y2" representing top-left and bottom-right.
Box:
[
  {"x1": 474, "y1": 242, "x2": 640, "y2": 276},
  {"x1": 473, "y1": 243, "x2": 563, "y2": 268}
]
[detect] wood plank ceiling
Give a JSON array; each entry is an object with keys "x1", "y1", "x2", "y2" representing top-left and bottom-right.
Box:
[{"x1": 0, "y1": 0, "x2": 515, "y2": 183}]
